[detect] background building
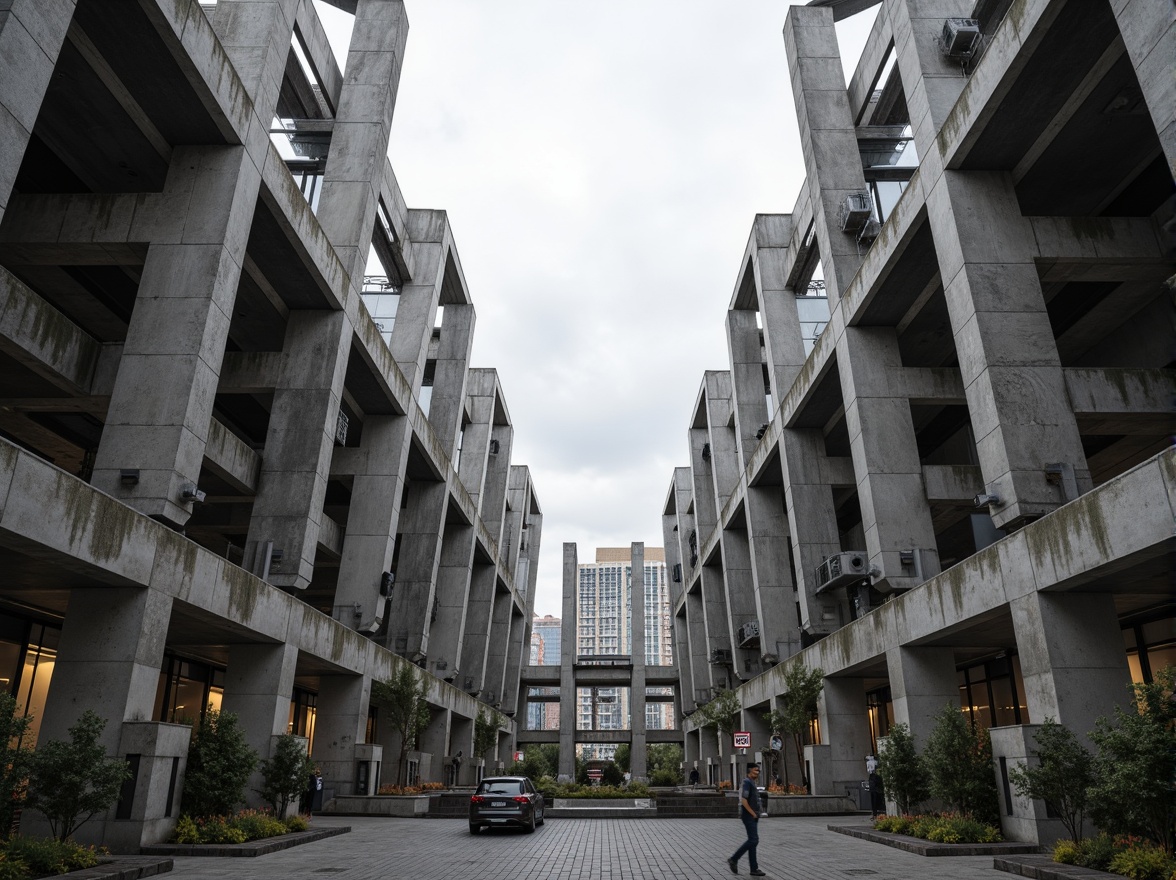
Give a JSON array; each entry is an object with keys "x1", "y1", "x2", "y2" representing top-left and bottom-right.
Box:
[
  {"x1": 664, "y1": 0, "x2": 1173, "y2": 841},
  {"x1": 0, "y1": 0, "x2": 541, "y2": 849},
  {"x1": 527, "y1": 614, "x2": 562, "y2": 730}
]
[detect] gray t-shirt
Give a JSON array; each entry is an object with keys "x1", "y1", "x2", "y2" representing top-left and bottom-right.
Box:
[{"x1": 740, "y1": 776, "x2": 761, "y2": 815}]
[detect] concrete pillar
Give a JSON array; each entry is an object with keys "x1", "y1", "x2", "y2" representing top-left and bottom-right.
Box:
[
  {"x1": 1111, "y1": 0, "x2": 1175, "y2": 170},
  {"x1": 92, "y1": 146, "x2": 260, "y2": 524},
  {"x1": 727, "y1": 309, "x2": 769, "y2": 462},
  {"x1": 672, "y1": 610, "x2": 695, "y2": 714},
  {"x1": 630, "y1": 543, "x2": 648, "y2": 782},
  {"x1": 818, "y1": 676, "x2": 872, "y2": 798},
  {"x1": 718, "y1": 526, "x2": 760, "y2": 681},
  {"x1": 39, "y1": 587, "x2": 171, "y2": 752},
  {"x1": 450, "y1": 714, "x2": 474, "y2": 785},
  {"x1": 428, "y1": 519, "x2": 474, "y2": 683},
  {"x1": 1010, "y1": 591, "x2": 1132, "y2": 738},
  {"x1": 784, "y1": 6, "x2": 866, "y2": 304},
  {"x1": 838, "y1": 326, "x2": 941, "y2": 591},
  {"x1": 0, "y1": 0, "x2": 77, "y2": 225},
  {"x1": 426, "y1": 302, "x2": 473, "y2": 457},
  {"x1": 500, "y1": 606, "x2": 526, "y2": 717},
  {"x1": 752, "y1": 217, "x2": 808, "y2": 406},
  {"x1": 383, "y1": 478, "x2": 447, "y2": 658},
  {"x1": 244, "y1": 310, "x2": 352, "y2": 590},
  {"x1": 689, "y1": 425, "x2": 718, "y2": 540},
  {"x1": 333, "y1": 414, "x2": 410, "y2": 630},
  {"x1": 746, "y1": 485, "x2": 802, "y2": 663},
  {"x1": 884, "y1": 0, "x2": 973, "y2": 163},
  {"x1": 558, "y1": 543, "x2": 577, "y2": 780},
  {"x1": 705, "y1": 372, "x2": 741, "y2": 508},
  {"x1": 313, "y1": 674, "x2": 373, "y2": 797},
  {"x1": 209, "y1": 0, "x2": 299, "y2": 136},
  {"x1": 458, "y1": 564, "x2": 497, "y2": 695},
  {"x1": 928, "y1": 170, "x2": 1090, "y2": 528},
  {"x1": 389, "y1": 212, "x2": 444, "y2": 393},
  {"x1": 482, "y1": 586, "x2": 513, "y2": 708},
  {"x1": 418, "y1": 707, "x2": 449, "y2": 784},
  {"x1": 684, "y1": 587, "x2": 712, "y2": 705},
  {"x1": 886, "y1": 646, "x2": 959, "y2": 746},
  {"x1": 781, "y1": 428, "x2": 847, "y2": 633},
  {"x1": 221, "y1": 642, "x2": 299, "y2": 808},
  {"x1": 700, "y1": 564, "x2": 732, "y2": 689}
]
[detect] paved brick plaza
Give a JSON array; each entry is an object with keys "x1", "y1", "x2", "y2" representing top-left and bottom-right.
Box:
[{"x1": 164, "y1": 816, "x2": 1005, "y2": 880}]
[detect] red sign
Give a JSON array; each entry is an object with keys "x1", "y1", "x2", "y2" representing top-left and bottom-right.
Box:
[
  {"x1": 587, "y1": 769, "x2": 603, "y2": 779},
  {"x1": 514, "y1": 752, "x2": 524, "y2": 762},
  {"x1": 733, "y1": 731, "x2": 752, "y2": 749}
]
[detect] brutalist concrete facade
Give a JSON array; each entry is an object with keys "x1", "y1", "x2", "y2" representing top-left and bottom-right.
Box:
[
  {"x1": 0, "y1": 0, "x2": 541, "y2": 850},
  {"x1": 666, "y1": 0, "x2": 1173, "y2": 844}
]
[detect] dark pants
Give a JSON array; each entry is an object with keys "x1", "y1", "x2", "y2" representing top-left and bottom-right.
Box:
[{"x1": 731, "y1": 814, "x2": 759, "y2": 871}]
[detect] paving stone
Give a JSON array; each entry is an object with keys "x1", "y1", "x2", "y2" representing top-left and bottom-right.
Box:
[{"x1": 162, "y1": 815, "x2": 1009, "y2": 879}]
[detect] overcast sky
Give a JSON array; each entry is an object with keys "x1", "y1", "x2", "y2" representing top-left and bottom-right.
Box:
[{"x1": 315, "y1": 1, "x2": 877, "y2": 617}]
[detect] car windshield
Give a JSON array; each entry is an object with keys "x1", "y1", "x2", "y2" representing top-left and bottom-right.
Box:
[{"x1": 478, "y1": 780, "x2": 523, "y2": 795}]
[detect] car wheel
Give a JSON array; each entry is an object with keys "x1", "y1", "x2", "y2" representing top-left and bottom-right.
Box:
[
  {"x1": 469, "y1": 824, "x2": 480, "y2": 835},
  {"x1": 536, "y1": 808, "x2": 545, "y2": 827},
  {"x1": 524, "y1": 813, "x2": 536, "y2": 834}
]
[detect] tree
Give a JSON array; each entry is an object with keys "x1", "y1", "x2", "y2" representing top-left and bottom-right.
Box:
[
  {"x1": 779, "y1": 663, "x2": 824, "y2": 790},
  {"x1": 1088, "y1": 667, "x2": 1176, "y2": 854},
  {"x1": 181, "y1": 709, "x2": 258, "y2": 818},
  {"x1": 647, "y1": 743, "x2": 682, "y2": 776},
  {"x1": 0, "y1": 694, "x2": 33, "y2": 839},
  {"x1": 258, "y1": 733, "x2": 314, "y2": 816},
  {"x1": 877, "y1": 722, "x2": 929, "y2": 815},
  {"x1": 613, "y1": 744, "x2": 630, "y2": 774},
  {"x1": 27, "y1": 710, "x2": 131, "y2": 841},
  {"x1": 372, "y1": 664, "x2": 432, "y2": 786},
  {"x1": 473, "y1": 709, "x2": 503, "y2": 765},
  {"x1": 699, "y1": 689, "x2": 741, "y2": 785},
  {"x1": 763, "y1": 709, "x2": 790, "y2": 787},
  {"x1": 1007, "y1": 718, "x2": 1093, "y2": 843},
  {"x1": 923, "y1": 704, "x2": 999, "y2": 822}
]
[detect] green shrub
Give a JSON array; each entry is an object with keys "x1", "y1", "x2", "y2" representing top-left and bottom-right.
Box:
[
  {"x1": 258, "y1": 735, "x2": 313, "y2": 817},
  {"x1": 1109, "y1": 845, "x2": 1176, "y2": 880},
  {"x1": 877, "y1": 723, "x2": 929, "y2": 815},
  {"x1": 231, "y1": 809, "x2": 287, "y2": 841},
  {"x1": 1064, "y1": 833, "x2": 1118, "y2": 871},
  {"x1": 2, "y1": 835, "x2": 99, "y2": 875},
  {"x1": 181, "y1": 710, "x2": 258, "y2": 818},
  {"x1": 626, "y1": 781, "x2": 650, "y2": 797},
  {"x1": 1054, "y1": 839, "x2": 1080, "y2": 864},
  {"x1": 284, "y1": 814, "x2": 309, "y2": 833},
  {"x1": 923, "y1": 705, "x2": 1000, "y2": 824},
  {"x1": 196, "y1": 816, "x2": 247, "y2": 845},
  {"x1": 1007, "y1": 719, "x2": 1093, "y2": 843},
  {"x1": 172, "y1": 814, "x2": 201, "y2": 844},
  {"x1": 0, "y1": 855, "x2": 27, "y2": 880},
  {"x1": 873, "y1": 815, "x2": 912, "y2": 834},
  {"x1": 876, "y1": 813, "x2": 1000, "y2": 844},
  {"x1": 650, "y1": 769, "x2": 679, "y2": 787}
]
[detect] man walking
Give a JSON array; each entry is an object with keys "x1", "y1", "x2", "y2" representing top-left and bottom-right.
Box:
[{"x1": 728, "y1": 762, "x2": 766, "y2": 876}]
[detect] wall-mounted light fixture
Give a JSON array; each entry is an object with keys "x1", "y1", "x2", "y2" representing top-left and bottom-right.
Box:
[
  {"x1": 120, "y1": 469, "x2": 140, "y2": 486},
  {"x1": 181, "y1": 482, "x2": 206, "y2": 503}
]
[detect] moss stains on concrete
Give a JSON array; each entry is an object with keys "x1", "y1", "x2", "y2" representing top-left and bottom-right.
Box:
[
  {"x1": 226, "y1": 565, "x2": 261, "y2": 622},
  {"x1": 1025, "y1": 492, "x2": 1113, "y2": 572},
  {"x1": 62, "y1": 475, "x2": 141, "y2": 564}
]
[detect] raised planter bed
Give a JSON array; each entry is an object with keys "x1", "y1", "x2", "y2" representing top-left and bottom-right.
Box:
[
  {"x1": 320, "y1": 794, "x2": 431, "y2": 817},
  {"x1": 766, "y1": 795, "x2": 859, "y2": 816},
  {"x1": 548, "y1": 798, "x2": 656, "y2": 818},
  {"x1": 994, "y1": 853, "x2": 1131, "y2": 879},
  {"x1": 141, "y1": 826, "x2": 349, "y2": 857},
  {"x1": 60, "y1": 857, "x2": 173, "y2": 879},
  {"x1": 828, "y1": 825, "x2": 1042, "y2": 857}
]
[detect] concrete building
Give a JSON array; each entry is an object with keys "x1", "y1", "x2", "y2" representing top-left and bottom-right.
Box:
[
  {"x1": 527, "y1": 614, "x2": 561, "y2": 731},
  {"x1": 0, "y1": 0, "x2": 541, "y2": 850},
  {"x1": 664, "y1": 0, "x2": 1174, "y2": 844}
]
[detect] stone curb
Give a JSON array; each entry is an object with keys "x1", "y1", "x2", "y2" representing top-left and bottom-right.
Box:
[
  {"x1": 994, "y1": 853, "x2": 1126, "y2": 878},
  {"x1": 140, "y1": 826, "x2": 350, "y2": 857},
  {"x1": 61, "y1": 856, "x2": 173, "y2": 879},
  {"x1": 828, "y1": 825, "x2": 1043, "y2": 857}
]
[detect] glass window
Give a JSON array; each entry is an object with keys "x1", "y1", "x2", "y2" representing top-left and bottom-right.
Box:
[{"x1": 17, "y1": 624, "x2": 58, "y2": 745}]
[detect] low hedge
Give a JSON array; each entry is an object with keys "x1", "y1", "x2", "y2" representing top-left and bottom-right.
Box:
[
  {"x1": 1055, "y1": 835, "x2": 1176, "y2": 880},
  {"x1": 535, "y1": 779, "x2": 651, "y2": 800},
  {"x1": 172, "y1": 809, "x2": 308, "y2": 844},
  {"x1": 0, "y1": 837, "x2": 100, "y2": 880},
  {"x1": 873, "y1": 813, "x2": 1002, "y2": 844}
]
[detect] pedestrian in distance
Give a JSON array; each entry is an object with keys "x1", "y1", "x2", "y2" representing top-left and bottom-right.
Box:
[
  {"x1": 728, "y1": 762, "x2": 766, "y2": 876},
  {"x1": 689, "y1": 767, "x2": 700, "y2": 788}
]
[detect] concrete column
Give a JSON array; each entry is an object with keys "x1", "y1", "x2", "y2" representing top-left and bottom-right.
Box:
[
  {"x1": 313, "y1": 673, "x2": 372, "y2": 797},
  {"x1": 418, "y1": 707, "x2": 449, "y2": 784},
  {"x1": 838, "y1": 326, "x2": 941, "y2": 591},
  {"x1": 929, "y1": 170, "x2": 1090, "y2": 528},
  {"x1": 315, "y1": 0, "x2": 407, "y2": 282},
  {"x1": 457, "y1": 370, "x2": 497, "y2": 508},
  {"x1": 221, "y1": 642, "x2": 299, "y2": 808},
  {"x1": 482, "y1": 588, "x2": 514, "y2": 708},
  {"x1": 209, "y1": 0, "x2": 299, "y2": 135},
  {"x1": 884, "y1": 0, "x2": 973, "y2": 163},
  {"x1": 784, "y1": 6, "x2": 867, "y2": 304},
  {"x1": 672, "y1": 610, "x2": 695, "y2": 714},
  {"x1": 630, "y1": 543, "x2": 648, "y2": 782},
  {"x1": 389, "y1": 212, "x2": 444, "y2": 393},
  {"x1": 92, "y1": 146, "x2": 260, "y2": 524},
  {"x1": 689, "y1": 426, "x2": 718, "y2": 540},
  {"x1": 746, "y1": 486, "x2": 802, "y2": 663},
  {"x1": 500, "y1": 605, "x2": 527, "y2": 717},
  {"x1": 245, "y1": 310, "x2": 352, "y2": 590},
  {"x1": 428, "y1": 520, "x2": 474, "y2": 683},
  {"x1": 818, "y1": 676, "x2": 872, "y2": 797},
  {"x1": 558, "y1": 543, "x2": 578, "y2": 780},
  {"x1": 684, "y1": 588, "x2": 712, "y2": 705},
  {"x1": 700, "y1": 564, "x2": 732, "y2": 689},
  {"x1": 480, "y1": 422, "x2": 513, "y2": 546},
  {"x1": 752, "y1": 217, "x2": 808, "y2": 406},
  {"x1": 450, "y1": 714, "x2": 474, "y2": 785},
  {"x1": 39, "y1": 587, "x2": 171, "y2": 752},
  {"x1": 886, "y1": 646, "x2": 959, "y2": 746},
  {"x1": 333, "y1": 414, "x2": 410, "y2": 630},
  {"x1": 383, "y1": 478, "x2": 447, "y2": 658},
  {"x1": 458, "y1": 564, "x2": 497, "y2": 696},
  {"x1": 705, "y1": 373, "x2": 741, "y2": 508},
  {"x1": 718, "y1": 526, "x2": 760, "y2": 680},
  {"x1": 727, "y1": 309, "x2": 769, "y2": 463},
  {"x1": 1111, "y1": 0, "x2": 1175, "y2": 170},
  {"x1": 781, "y1": 428, "x2": 848, "y2": 633},
  {"x1": 427, "y1": 302, "x2": 473, "y2": 457},
  {"x1": 0, "y1": 0, "x2": 77, "y2": 225},
  {"x1": 1010, "y1": 591, "x2": 1131, "y2": 738}
]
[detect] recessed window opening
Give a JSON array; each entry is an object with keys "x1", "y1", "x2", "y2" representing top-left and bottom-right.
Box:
[{"x1": 361, "y1": 245, "x2": 401, "y2": 344}]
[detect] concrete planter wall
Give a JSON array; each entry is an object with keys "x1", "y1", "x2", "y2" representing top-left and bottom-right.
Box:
[
  {"x1": 322, "y1": 795, "x2": 431, "y2": 817},
  {"x1": 765, "y1": 795, "x2": 858, "y2": 816}
]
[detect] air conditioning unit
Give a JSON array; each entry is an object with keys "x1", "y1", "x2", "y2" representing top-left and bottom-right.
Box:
[
  {"x1": 858, "y1": 217, "x2": 881, "y2": 244},
  {"x1": 710, "y1": 648, "x2": 733, "y2": 665},
  {"x1": 814, "y1": 551, "x2": 870, "y2": 594},
  {"x1": 939, "y1": 18, "x2": 981, "y2": 59},
  {"x1": 737, "y1": 620, "x2": 761, "y2": 648},
  {"x1": 838, "y1": 192, "x2": 872, "y2": 232}
]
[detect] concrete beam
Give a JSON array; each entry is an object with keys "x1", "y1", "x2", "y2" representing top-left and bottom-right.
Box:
[{"x1": 204, "y1": 417, "x2": 261, "y2": 494}]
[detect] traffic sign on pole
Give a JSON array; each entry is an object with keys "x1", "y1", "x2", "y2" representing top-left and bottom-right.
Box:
[{"x1": 733, "y1": 731, "x2": 751, "y2": 749}]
